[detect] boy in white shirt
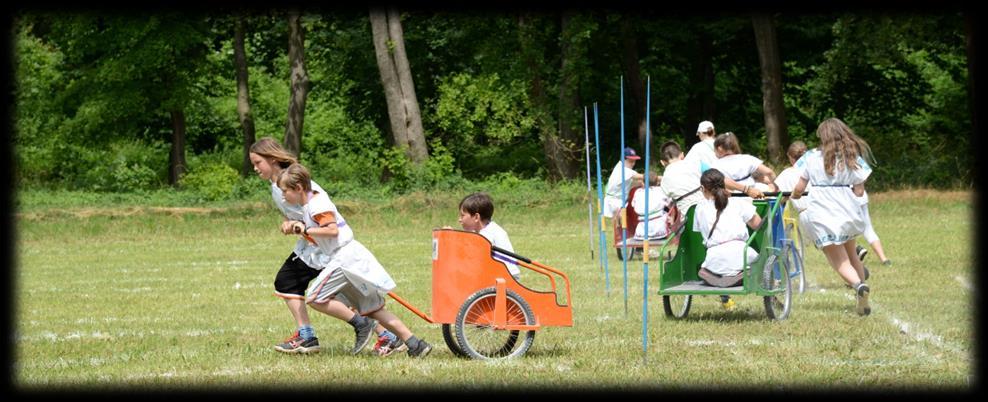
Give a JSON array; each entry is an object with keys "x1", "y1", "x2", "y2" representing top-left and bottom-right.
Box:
[
  {"x1": 456, "y1": 192, "x2": 521, "y2": 280},
  {"x1": 278, "y1": 163, "x2": 433, "y2": 357},
  {"x1": 603, "y1": 148, "x2": 645, "y2": 219}
]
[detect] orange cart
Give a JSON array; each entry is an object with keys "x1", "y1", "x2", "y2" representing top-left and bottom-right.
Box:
[{"x1": 386, "y1": 229, "x2": 573, "y2": 360}]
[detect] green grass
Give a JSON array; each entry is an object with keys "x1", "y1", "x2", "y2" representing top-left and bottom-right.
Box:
[{"x1": 13, "y1": 189, "x2": 974, "y2": 391}]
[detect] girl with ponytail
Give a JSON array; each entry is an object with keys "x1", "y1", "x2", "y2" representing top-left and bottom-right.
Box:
[{"x1": 694, "y1": 169, "x2": 763, "y2": 289}]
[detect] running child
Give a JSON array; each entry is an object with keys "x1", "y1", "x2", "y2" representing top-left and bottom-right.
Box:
[
  {"x1": 278, "y1": 163, "x2": 433, "y2": 357},
  {"x1": 249, "y1": 138, "x2": 398, "y2": 356},
  {"x1": 791, "y1": 118, "x2": 875, "y2": 316}
]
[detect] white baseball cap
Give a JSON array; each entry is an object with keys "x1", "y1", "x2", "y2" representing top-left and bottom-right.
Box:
[{"x1": 697, "y1": 121, "x2": 714, "y2": 133}]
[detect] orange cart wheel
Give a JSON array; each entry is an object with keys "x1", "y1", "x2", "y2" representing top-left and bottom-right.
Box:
[
  {"x1": 454, "y1": 287, "x2": 535, "y2": 360},
  {"x1": 441, "y1": 324, "x2": 469, "y2": 358}
]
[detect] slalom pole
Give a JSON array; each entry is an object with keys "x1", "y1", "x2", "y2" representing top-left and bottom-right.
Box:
[
  {"x1": 619, "y1": 76, "x2": 629, "y2": 316},
  {"x1": 593, "y1": 102, "x2": 610, "y2": 294},
  {"x1": 584, "y1": 107, "x2": 595, "y2": 261},
  {"x1": 642, "y1": 75, "x2": 651, "y2": 363}
]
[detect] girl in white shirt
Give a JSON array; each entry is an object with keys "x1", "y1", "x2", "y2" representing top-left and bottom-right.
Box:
[
  {"x1": 791, "y1": 118, "x2": 874, "y2": 316},
  {"x1": 711, "y1": 132, "x2": 778, "y2": 194},
  {"x1": 693, "y1": 169, "x2": 763, "y2": 288},
  {"x1": 631, "y1": 171, "x2": 671, "y2": 240}
]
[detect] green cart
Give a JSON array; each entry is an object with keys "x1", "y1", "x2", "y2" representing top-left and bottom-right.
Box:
[{"x1": 656, "y1": 193, "x2": 795, "y2": 320}]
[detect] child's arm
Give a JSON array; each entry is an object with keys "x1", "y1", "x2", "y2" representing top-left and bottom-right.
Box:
[
  {"x1": 756, "y1": 165, "x2": 778, "y2": 192},
  {"x1": 291, "y1": 212, "x2": 341, "y2": 238},
  {"x1": 852, "y1": 183, "x2": 865, "y2": 197},
  {"x1": 746, "y1": 212, "x2": 763, "y2": 230},
  {"x1": 791, "y1": 176, "x2": 808, "y2": 199}
]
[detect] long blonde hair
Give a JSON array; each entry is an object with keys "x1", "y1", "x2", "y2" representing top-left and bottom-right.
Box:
[
  {"x1": 816, "y1": 118, "x2": 875, "y2": 176},
  {"x1": 250, "y1": 137, "x2": 297, "y2": 169}
]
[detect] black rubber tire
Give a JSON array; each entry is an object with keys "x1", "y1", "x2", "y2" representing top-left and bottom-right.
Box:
[
  {"x1": 454, "y1": 287, "x2": 536, "y2": 360},
  {"x1": 763, "y1": 253, "x2": 793, "y2": 320},
  {"x1": 662, "y1": 294, "x2": 692, "y2": 319},
  {"x1": 441, "y1": 324, "x2": 469, "y2": 358}
]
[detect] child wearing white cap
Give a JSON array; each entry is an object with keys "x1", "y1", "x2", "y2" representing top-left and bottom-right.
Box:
[{"x1": 684, "y1": 120, "x2": 717, "y2": 172}]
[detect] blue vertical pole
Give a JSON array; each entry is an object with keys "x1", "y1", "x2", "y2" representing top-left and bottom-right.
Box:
[
  {"x1": 619, "y1": 77, "x2": 629, "y2": 316},
  {"x1": 593, "y1": 102, "x2": 609, "y2": 294},
  {"x1": 584, "y1": 107, "x2": 595, "y2": 261},
  {"x1": 642, "y1": 75, "x2": 651, "y2": 362}
]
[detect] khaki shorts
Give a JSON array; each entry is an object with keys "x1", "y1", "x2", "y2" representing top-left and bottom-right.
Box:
[{"x1": 305, "y1": 267, "x2": 385, "y2": 315}]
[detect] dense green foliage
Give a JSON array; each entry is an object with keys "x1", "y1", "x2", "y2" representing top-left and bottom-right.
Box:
[{"x1": 11, "y1": 10, "x2": 972, "y2": 196}]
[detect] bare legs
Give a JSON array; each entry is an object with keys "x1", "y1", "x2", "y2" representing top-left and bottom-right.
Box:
[{"x1": 821, "y1": 240, "x2": 866, "y2": 286}]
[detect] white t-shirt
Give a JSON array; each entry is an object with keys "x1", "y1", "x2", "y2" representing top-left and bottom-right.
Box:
[
  {"x1": 301, "y1": 190, "x2": 354, "y2": 258},
  {"x1": 711, "y1": 154, "x2": 763, "y2": 187},
  {"x1": 272, "y1": 180, "x2": 330, "y2": 269},
  {"x1": 603, "y1": 161, "x2": 639, "y2": 218},
  {"x1": 303, "y1": 191, "x2": 396, "y2": 295},
  {"x1": 774, "y1": 166, "x2": 809, "y2": 212},
  {"x1": 659, "y1": 159, "x2": 705, "y2": 217},
  {"x1": 479, "y1": 221, "x2": 520, "y2": 277},
  {"x1": 693, "y1": 197, "x2": 759, "y2": 276},
  {"x1": 631, "y1": 186, "x2": 671, "y2": 239},
  {"x1": 684, "y1": 138, "x2": 716, "y2": 172}
]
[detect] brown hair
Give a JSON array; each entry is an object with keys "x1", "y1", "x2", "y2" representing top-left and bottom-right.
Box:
[
  {"x1": 459, "y1": 192, "x2": 494, "y2": 222},
  {"x1": 786, "y1": 140, "x2": 808, "y2": 162},
  {"x1": 714, "y1": 132, "x2": 742, "y2": 156},
  {"x1": 646, "y1": 171, "x2": 660, "y2": 186},
  {"x1": 250, "y1": 137, "x2": 297, "y2": 169},
  {"x1": 276, "y1": 163, "x2": 313, "y2": 193},
  {"x1": 700, "y1": 168, "x2": 731, "y2": 238},
  {"x1": 660, "y1": 140, "x2": 683, "y2": 163},
  {"x1": 816, "y1": 118, "x2": 874, "y2": 176}
]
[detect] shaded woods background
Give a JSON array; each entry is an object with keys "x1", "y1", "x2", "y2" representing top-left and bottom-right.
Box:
[{"x1": 10, "y1": 9, "x2": 975, "y2": 200}]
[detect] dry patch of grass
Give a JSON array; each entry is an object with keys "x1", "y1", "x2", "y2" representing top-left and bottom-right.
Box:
[{"x1": 15, "y1": 202, "x2": 272, "y2": 221}]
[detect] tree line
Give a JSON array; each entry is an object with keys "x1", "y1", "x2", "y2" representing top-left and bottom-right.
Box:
[{"x1": 12, "y1": 9, "x2": 974, "y2": 196}]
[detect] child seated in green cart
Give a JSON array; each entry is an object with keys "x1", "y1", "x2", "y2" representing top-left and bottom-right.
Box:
[{"x1": 693, "y1": 168, "x2": 763, "y2": 289}]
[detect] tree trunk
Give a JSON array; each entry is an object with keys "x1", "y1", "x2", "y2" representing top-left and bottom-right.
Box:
[
  {"x1": 284, "y1": 11, "x2": 308, "y2": 159},
  {"x1": 370, "y1": 7, "x2": 428, "y2": 164},
  {"x1": 752, "y1": 13, "x2": 789, "y2": 164},
  {"x1": 554, "y1": 11, "x2": 582, "y2": 180},
  {"x1": 684, "y1": 29, "x2": 715, "y2": 148},
  {"x1": 169, "y1": 109, "x2": 187, "y2": 186},
  {"x1": 620, "y1": 18, "x2": 648, "y2": 152},
  {"x1": 518, "y1": 13, "x2": 567, "y2": 182},
  {"x1": 234, "y1": 16, "x2": 256, "y2": 177}
]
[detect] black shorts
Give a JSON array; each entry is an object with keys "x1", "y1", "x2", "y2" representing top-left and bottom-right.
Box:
[{"x1": 273, "y1": 252, "x2": 321, "y2": 297}]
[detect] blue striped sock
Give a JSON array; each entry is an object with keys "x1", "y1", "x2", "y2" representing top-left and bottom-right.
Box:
[
  {"x1": 299, "y1": 325, "x2": 315, "y2": 341},
  {"x1": 381, "y1": 330, "x2": 398, "y2": 343}
]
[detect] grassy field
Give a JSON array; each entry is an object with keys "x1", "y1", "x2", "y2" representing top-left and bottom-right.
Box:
[{"x1": 12, "y1": 189, "x2": 974, "y2": 391}]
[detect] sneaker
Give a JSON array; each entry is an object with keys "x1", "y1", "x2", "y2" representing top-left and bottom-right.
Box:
[
  {"x1": 856, "y1": 245, "x2": 868, "y2": 262},
  {"x1": 274, "y1": 332, "x2": 321, "y2": 354},
  {"x1": 855, "y1": 283, "x2": 871, "y2": 316},
  {"x1": 720, "y1": 296, "x2": 736, "y2": 311},
  {"x1": 377, "y1": 337, "x2": 408, "y2": 357},
  {"x1": 372, "y1": 334, "x2": 390, "y2": 355},
  {"x1": 882, "y1": 259, "x2": 893, "y2": 267},
  {"x1": 407, "y1": 338, "x2": 433, "y2": 358},
  {"x1": 351, "y1": 318, "x2": 377, "y2": 355}
]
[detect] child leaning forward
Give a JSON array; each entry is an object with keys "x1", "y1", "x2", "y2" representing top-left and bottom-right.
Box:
[{"x1": 278, "y1": 163, "x2": 433, "y2": 358}]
